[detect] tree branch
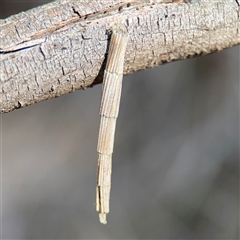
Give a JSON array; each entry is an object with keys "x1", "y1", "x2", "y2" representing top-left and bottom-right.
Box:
[{"x1": 0, "y1": 0, "x2": 239, "y2": 113}]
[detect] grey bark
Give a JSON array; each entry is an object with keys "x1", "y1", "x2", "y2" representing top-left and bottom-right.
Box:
[{"x1": 0, "y1": 0, "x2": 239, "y2": 113}]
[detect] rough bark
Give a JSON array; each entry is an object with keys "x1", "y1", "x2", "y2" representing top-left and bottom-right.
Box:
[{"x1": 0, "y1": 0, "x2": 239, "y2": 113}]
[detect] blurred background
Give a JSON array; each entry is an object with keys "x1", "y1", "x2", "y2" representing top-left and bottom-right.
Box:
[{"x1": 1, "y1": 0, "x2": 239, "y2": 239}]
